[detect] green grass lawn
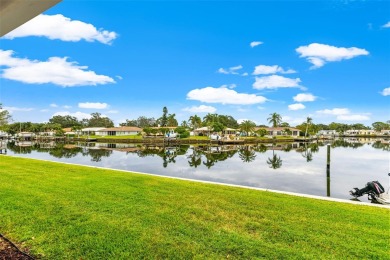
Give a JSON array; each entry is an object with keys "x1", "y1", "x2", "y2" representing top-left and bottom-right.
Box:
[{"x1": 0, "y1": 156, "x2": 389, "y2": 259}]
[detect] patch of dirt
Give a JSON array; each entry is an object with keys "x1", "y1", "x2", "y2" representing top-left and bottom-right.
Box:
[{"x1": 0, "y1": 236, "x2": 33, "y2": 260}]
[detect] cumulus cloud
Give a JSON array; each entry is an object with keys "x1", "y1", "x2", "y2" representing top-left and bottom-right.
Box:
[
  {"x1": 183, "y1": 105, "x2": 217, "y2": 113},
  {"x1": 52, "y1": 111, "x2": 91, "y2": 121},
  {"x1": 3, "y1": 14, "x2": 117, "y2": 44},
  {"x1": 316, "y1": 108, "x2": 369, "y2": 121},
  {"x1": 337, "y1": 115, "x2": 370, "y2": 121},
  {"x1": 253, "y1": 75, "x2": 303, "y2": 90},
  {"x1": 78, "y1": 102, "x2": 109, "y2": 109},
  {"x1": 107, "y1": 110, "x2": 119, "y2": 114},
  {"x1": 382, "y1": 22, "x2": 390, "y2": 28},
  {"x1": 317, "y1": 108, "x2": 350, "y2": 115},
  {"x1": 293, "y1": 93, "x2": 317, "y2": 102},
  {"x1": 187, "y1": 86, "x2": 267, "y2": 105},
  {"x1": 63, "y1": 105, "x2": 72, "y2": 109},
  {"x1": 381, "y1": 87, "x2": 390, "y2": 96},
  {"x1": 217, "y1": 65, "x2": 243, "y2": 75},
  {"x1": 0, "y1": 50, "x2": 115, "y2": 87},
  {"x1": 4, "y1": 106, "x2": 34, "y2": 112},
  {"x1": 252, "y1": 65, "x2": 296, "y2": 75},
  {"x1": 50, "y1": 103, "x2": 58, "y2": 108},
  {"x1": 288, "y1": 103, "x2": 305, "y2": 111},
  {"x1": 296, "y1": 43, "x2": 369, "y2": 69},
  {"x1": 250, "y1": 41, "x2": 263, "y2": 48},
  {"x1": 282, "y1": 116, "x2": 306, "y2": 126}
]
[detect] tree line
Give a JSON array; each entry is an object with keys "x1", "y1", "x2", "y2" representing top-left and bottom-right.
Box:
[{"x1": 0, "y1": 104, "x2": 389, "y2": 136}]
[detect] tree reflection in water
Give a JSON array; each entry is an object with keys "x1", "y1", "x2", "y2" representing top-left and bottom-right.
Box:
[
  {"x1": 238, "y1": 145, "x2": 256, "y2": 163},
  {"x1": 267, "y1": 143, "x2": 283, "y2": 169},
  {"x1": 5, "y1": 138, "x2": 389, "y2": 168}
]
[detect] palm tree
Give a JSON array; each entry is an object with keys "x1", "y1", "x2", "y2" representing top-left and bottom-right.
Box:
[
  {"x1": 239, "y1": 120, "x2": 256, "y2": 136},
  {"x1": 188, "y1": 115, "x2": 202, "y2": 130},
  {"x1": 267, "y1": 112, "x2": 282, "y2": 127},
  {"x1": 305, "y1": 117, "x2": 313, "y2": 138},
  {"x1": 203, "y1": 113, "x2": 219, "y2": 125}
]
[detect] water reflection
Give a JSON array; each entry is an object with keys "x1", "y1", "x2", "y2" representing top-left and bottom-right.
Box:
[{"x1": 5, "y1": 138, "x2": 389, "y2": 203}]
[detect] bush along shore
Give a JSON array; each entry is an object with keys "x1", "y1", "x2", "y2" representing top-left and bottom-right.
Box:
[{"x1": 0, "y1": 156, "x2": 389, "y2": 259}]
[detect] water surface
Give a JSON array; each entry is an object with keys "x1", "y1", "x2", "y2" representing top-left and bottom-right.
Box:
[{"x1": 4, "y1": 138, "x2": 389, "y2": 203}]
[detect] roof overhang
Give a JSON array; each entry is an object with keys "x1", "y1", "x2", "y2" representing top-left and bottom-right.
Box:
[{"x1": 0, "y1": 0, "x2": 62, "y2": 37}]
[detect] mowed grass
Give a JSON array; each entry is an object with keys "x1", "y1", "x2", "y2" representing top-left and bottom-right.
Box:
[{"x1": 0, "y1": 156, "x2": 389, "y2": 259}]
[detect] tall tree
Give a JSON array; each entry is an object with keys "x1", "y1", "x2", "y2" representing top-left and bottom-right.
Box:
[
  {"x1": 49, "y1": 115, "x2": 81, "y2": 128},
  {"x1": 0, "y1": 103, "x2": 12, "y2": 129},
  {"x1": 203, "y1": 113, "x2": 220, "y2": 125},
  {"x1": 267, "y1": 112, "x2": 282, "y2": 127},
  {"x1": 87, "y1": 113, "x2": 114, "y2": 127},
  {"x1": 188, "y1": 115, "x2": 202, "y2": 129},
  {"x1": 159, "y1": 106, "x2": 168, "y2": 127},
  {"x1": 305, "y1": 117, "x2": 312, "y2": 138},
  {"x1": 239, "y1": 120, "x2": 256, "y2": 136},
  {"x1": 167, "y1": 114, "x2": 178, "y2": 127}
]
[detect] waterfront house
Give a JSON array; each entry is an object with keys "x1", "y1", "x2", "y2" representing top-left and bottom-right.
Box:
[
  {"x1": 344, "y1": 129, "x2": 376, "y2": 136},
  {"x1": 380, "y1": 129, "x2": 390, "y2": 136},
  {"x1": 317, "y1": 130, "x2": 338, "y2": 137},
  {"x1": 194, "y1": 126, "x2": 211, "y2": 136},
  {"x1": 96, "y1": 126, "x2": 142, "y2": 136},
  {"x1": 17, "y1": 132, "x2": 34, "y2": 140},
  {"x1": 253, "y1": 127, "x2": 301, "y2": 137},
  {"x1": 81, "y1": 127, "x2": 106, "y2": 136}
]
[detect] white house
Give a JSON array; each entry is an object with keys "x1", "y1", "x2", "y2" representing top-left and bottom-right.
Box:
[
  {"x1": 96, "y1": 127, "x2": 142, "y2": 136},
  {"x1": 344, "y1": 130, "x2": 376, "y2": 136},
  {"x1": 380, "y1": 129, "x2": 390, "y2": 135},
  {"x1": 253, "y1": 127, "x2": 301, "y2": 137},
  {"x1": 317, "y1": 130, "x2": 338, "y2": 137},
  {"x1": 81, "y1": 127, "x2": 106, "y2": 136}
]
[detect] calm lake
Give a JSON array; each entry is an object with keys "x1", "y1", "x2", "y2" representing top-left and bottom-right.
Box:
[{"x1": 3, "y1": 138, "x2": 389, "y2": 203}]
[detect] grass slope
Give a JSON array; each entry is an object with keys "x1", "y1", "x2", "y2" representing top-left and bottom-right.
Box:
[{"x1": 0, "y1": 156, "x2": 389, "y2": 259}]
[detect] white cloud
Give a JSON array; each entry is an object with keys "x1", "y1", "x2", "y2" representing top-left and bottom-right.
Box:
[
  {"x1": 217, "y1": 65, "x2": 243, "y2": 75},
  {"x1": 183, "y1": 105, "x2": 217, "y2": 113},
  {"x1": 107, "y1": 110, "x2": 119, "y2": 114},
  {"x1": 52, "y1": 111, "x2": 91, "y2": 120},
  {"x1": 253, "y1": 75, "x2": 302, "y2": 90},
  {"x1": 4, "y1": 106, "x2": 34, "y2": 112},
  {"x1": 281, "y1": 116, "x2": 305, "y2": 126},
  {"x1": 50, "y1": 103, "x2": 58, "y2": 107},
  {"x1": 40, "y1": 109, "x2": 49, "y2": 112},
  {"x1": 78, "y1": 102, "x2": 109, "y2": 109},
  {"x1": 316, "y1": 108, "x2": 370, "y2": 121},
  {"x1": 296, "y1": 43, "x2": 369, "y2": 69},
  {"x1": 337, "y1": 115, "x2": 370, "y2": 121},
  {"x1": 0, "y1": 50, "x2": 115, "y2": 87},
  {"x1": 63, "y1": 105, "x2": 72, "y2": 109},
  {"x1": 3, "y1": 14, "x2": 117, "y2": 44},
  {"x1": 293, "y1": 93, "x2": 317, "y2": 102},
  {"x1": 252, "y1": 65, "x2": 296, "y2": 75},
  {"x1": 220, "y1": 84, "x2": 236, "y2": 89},
  {"x1": 242, "y1": 72, "x2": 249, "y2": 76},
  {"x1": 288, "y1": 103, "x2": 305, "y2": 110},
  {"x1": 250, "y1": 41, "x2": 263, "y2": 48},
  {"x1": 187, "y1": 86, "x2": 267, "y2": 105},
  {"x1": 382, "y1": 22, "x2": 390, "y2": 28},
  {"x1": 380, "y1": 87, "x2": 390, "y2": 96},
  {"x1": 316, "y1": 108, "x2": 350, "y2": 115}
]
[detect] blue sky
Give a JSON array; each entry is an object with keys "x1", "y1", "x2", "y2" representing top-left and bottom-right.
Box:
[{"x1": 0, "y1": 0, "x2": 389, "y2": 126}]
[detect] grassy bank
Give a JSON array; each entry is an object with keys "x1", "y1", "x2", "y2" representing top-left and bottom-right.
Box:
[{"x1": 0, "y1": 156, "x2": 388, "y2": 259}]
